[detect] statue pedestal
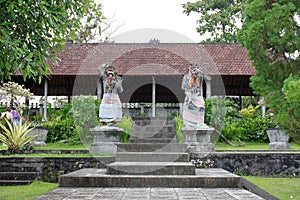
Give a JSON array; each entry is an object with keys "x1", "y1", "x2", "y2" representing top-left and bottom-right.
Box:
[
  {"x1": 267, "y1": 128, "x2": 290, "y2": 150},
  {"x1": 182, "y1": 127, "x2": 215, "y2": 154},
  {"x1": 89, "y1": 125, "x2": 124, "y2": 154}
]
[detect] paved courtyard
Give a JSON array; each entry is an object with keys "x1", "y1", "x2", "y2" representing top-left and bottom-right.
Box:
[{"x1": 35, "y1": 187, "x2": 265, "y2": 200}]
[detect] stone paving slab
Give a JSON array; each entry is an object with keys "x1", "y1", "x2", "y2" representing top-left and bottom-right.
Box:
[{"x1": 34, "y1": 187, "x2": 265, "y2": 200}]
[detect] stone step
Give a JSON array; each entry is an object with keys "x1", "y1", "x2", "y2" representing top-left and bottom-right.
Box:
[
  {"x1": 117, "y1": 143, "x2": 188, "y2": 152},
  {"x1": 115, "y1": 152, "x2": 189, "y2": 162},
  {"x1": 131, "y1": 125, "x2": 175, "y2": 134},
  {"x1": 130, "y1": 131, "x2": 176, "y2": 139},
  {"x1": 132, "y1": 117, "x2": 174, "y2": 127},
  {"x1": 0, "y1": 180, "x2": 33, "y2": 186},
  {"x1": 129, "y1": 137, "x2": 177, "y2": 144},
  {"x1": 0, "y1": 164, "x2": 39, "y2": 172},
  {"x1": 107, "y1": 162, "x2": 195, "y2": 175},
  {"x1": 59, "y1": 168, "x2": 241, "y2": 188},
  {"x1": 0, "y1": 172, "x2": 38, "y2": 180}
]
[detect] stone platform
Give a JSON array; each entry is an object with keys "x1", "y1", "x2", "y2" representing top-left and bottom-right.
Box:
[
  {"x1": 59, "y1": 168, "x2": 240, "y2": 188},
  {"x1": 35, "y1": 187, "x2": 266, "y2": 200}
]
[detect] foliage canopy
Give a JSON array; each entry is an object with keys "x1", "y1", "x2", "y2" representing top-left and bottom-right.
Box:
[
  {"x1": 183, "y1": 0, "x2": 246, "y2": 42},
  {"x1": 0, "y1": 0, "x2": 103, "y2": 82},
  {"x1": 238, "y1": 0, "x2": 300, "y2": 135}
]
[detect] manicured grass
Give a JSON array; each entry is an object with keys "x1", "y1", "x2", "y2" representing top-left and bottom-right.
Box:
[
  {"x1": 0, "y1": 153, "x2": 99, "y2": 158},
  {"x1": 244, "y1": 176, "x2": 300, "y2": 200},
  {"x1": 0, "y1": 142, "x2": 89, "y2": 151},
  {"x1": 2, "y1": 140, "x2": 300, "y2": 152},
  {"x1": 0, "y1": 181, "x2": 58, "y2": 200},
  {"x1": 33, "y1": 142, "x2": 90, "y2": 150},
  {"x1": 215, "y1": 141, "x2": 300, "y2": 151}
]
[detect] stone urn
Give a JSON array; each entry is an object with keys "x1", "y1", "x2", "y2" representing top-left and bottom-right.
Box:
[
  {"x1": 28, "y1": 127, "x2": 49, "y2": 146},
  {"x1": 266, "y1": 128, "x2": 290, "y2": 150}
]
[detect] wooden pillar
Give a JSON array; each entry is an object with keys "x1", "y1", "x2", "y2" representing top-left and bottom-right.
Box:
[
  {"x1": 44, "y1": 80, "x2": 48, "y2": 121},
  {"x1": 152, "y1": 76, "x2": 156, "y2": 117},
  {"x1": 239, "y1": 96, "x2": 242, "y2": 110},
  {"x1": 206, "y1": 78, "x2": 211, "y2": 99}
]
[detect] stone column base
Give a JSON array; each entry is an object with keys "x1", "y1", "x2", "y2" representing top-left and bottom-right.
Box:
[
  {"x1": 89, "y1": 125, "x2": 123, "y2": 154},
  {"x1": 182, "y1": 127, "x2": 215, "y2": 154},
  {"x1": 269, "y1": 142, "x2": 290, "y2": 150}
]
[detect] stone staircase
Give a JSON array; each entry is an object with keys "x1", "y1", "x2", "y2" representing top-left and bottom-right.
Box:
[
  {"x1": 59, "y1": 117, "x2": 241, "y2": 188},
  {"x1": 0, "y1": 158, "x2": 41, "y2": 186},
  {"x1": 106, "y1": 117, "x2": 194, "y2": 176}
]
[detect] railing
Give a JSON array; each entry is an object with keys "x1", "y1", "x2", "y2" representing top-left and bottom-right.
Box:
[{"x1": 0, "y1": 102, "x2": 181, "y2": 117}]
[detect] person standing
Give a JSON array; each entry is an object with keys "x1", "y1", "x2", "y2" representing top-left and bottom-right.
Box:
[
  {"x1": 11, "y1": 107, "x2": 19, "y2": 126},
  {"x1": 0, "y1": 107, "x2": 13, "y2": 127}
]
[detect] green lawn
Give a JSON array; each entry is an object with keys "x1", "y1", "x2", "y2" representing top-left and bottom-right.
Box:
[
  {"x1": 214, "y1": 141, "x2": 300, "y2": 151},
  {"x1": 0, "y1": 142, "x2": 89, "y2": 152},
  {"x1": 0, "y1": 181, "x2": 58, "y2": 200},
  {"x1": 244, "y1": 176, "x2": 300, "y2": 200},
  {"x1": 33, "y1": 142, "x2": 90, "y2": 150}
]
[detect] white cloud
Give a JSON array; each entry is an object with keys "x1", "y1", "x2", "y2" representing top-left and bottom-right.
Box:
[{"x1": 101, "y1": 0, "x2": 206, "y2": 42}]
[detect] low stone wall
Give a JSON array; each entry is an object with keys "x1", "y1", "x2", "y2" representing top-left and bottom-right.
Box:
[
  {"x1": 190, "y1": 152, "x2": 300, "y2": 177},
  {"x1": 0, "y1": 152, "x2": 299, "y2": 182},
  {"x1": 0, "y1": 157, "x2": 114, "y2": 183}
]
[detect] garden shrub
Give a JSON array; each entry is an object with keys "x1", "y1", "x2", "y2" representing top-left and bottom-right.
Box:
[
  {"x1": 43, "y1": 117, "x2": 79, "y2": 143},
  {"x1": 275, "y1": 75, "x2": 300, "y2": 140},
  {"x1": 71, "y1": 96, "x2": 99, "y2": 143},
  {"x1": 237, "y1": 116, "x2": 272, "y2": 142},
  {"x1": 221, "y1": 100, "x2": 274, "y2": 143}
]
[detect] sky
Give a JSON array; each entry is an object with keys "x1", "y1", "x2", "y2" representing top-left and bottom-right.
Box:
[{"x1": 101, "y1": 0, "x2": 206, "y2": 43}]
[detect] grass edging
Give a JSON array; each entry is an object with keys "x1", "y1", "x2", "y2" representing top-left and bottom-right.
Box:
[{"x1": 239, "y1": 177, "x2": 280, "y2": 200}]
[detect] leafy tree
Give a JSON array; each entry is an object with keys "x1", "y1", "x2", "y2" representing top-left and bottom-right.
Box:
[
  {"x1": 183, "y1": 0, "x2": 246, "y2": 42},
  {"x1": 0, "y1": 0, "x2": 103, "y2": 82},
  {"x1": 68, "y1": 3, "x2": 123, "y2": 43},
  {"x1": 238, "y1": 0, "x2": 300, "y2": 135},
  {"x1": 67, "y1": 3, "x2": 104, "y2": 43}
]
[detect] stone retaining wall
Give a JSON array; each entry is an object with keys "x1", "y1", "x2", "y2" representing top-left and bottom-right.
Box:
[
  {"x1": 190, "y1": 152, "x2": 300, "y2": 177},
  {"x1": 0, "y1": 157, "x2": 114, "y2": 182},
  {"x1": 0, "y1": 153, "x2": 298, "y2": 182}
]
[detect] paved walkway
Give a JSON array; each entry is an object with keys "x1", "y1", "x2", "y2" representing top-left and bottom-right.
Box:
[{"x1": 34, "y1": 187, "x2": 265, "y2": 200}]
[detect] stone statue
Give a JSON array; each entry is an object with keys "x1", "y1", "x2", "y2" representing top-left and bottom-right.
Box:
[
  {"x1": 98, "y1": 63, "x2": 123, "y2": 124},
  {"x1": 181, "y1": 64, "x2": 211, "y2": 128}
]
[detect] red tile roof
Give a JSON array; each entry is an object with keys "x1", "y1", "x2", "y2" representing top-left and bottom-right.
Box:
[{"x1": 50, "y1": 43, "x2": 255, "y2": 76}]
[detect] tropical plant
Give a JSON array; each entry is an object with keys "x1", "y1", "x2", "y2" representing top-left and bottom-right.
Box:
[
  {"x1": 0, "y1": 119, "x2": 36, "y2": 154},
  {"x1": 174, "y1": 113, "x2": 185, "y2": 144},
  {"x1": 117, "y1": 115, "x2": 133, "y2": 143}
]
